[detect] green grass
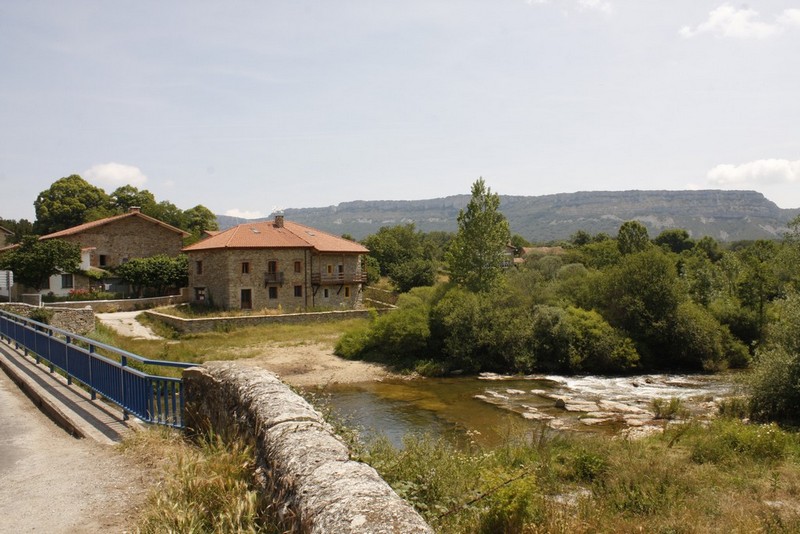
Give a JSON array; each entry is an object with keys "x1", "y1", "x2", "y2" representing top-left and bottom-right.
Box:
[
  {"x1": 353, "y1": 419, "x2": 800, "y2": 533},
  {"x1": 122, "y1": 427, "x2": 278, "y2": 533},
  {"x1": 90, "y1": 316, "x2": 371, "y2": 377}
]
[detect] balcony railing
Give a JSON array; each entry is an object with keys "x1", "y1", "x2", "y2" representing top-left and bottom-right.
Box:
[
  {"x1": 311, "y1": 272, "x2": 368, "y2": 285},
  {"x1": 264, "y1": 272, "x2": 285, "y2": 285}
]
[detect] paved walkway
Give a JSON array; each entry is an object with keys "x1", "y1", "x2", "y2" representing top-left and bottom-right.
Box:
[{"x1": 0, "y1": 344, "x2": 148, "y2": 532}]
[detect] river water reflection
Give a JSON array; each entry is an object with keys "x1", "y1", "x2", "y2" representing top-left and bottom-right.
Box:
[{"x1": 312, "y1": 373, "x2": 739, "y2": 448}]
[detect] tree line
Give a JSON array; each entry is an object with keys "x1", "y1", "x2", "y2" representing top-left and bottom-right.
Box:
[
  {"x1": 340, "y1": 179, "x2": 800, "y2": 424},
  {"x1": 0, "y1": 174, "x2": 210, "y2": 296}
]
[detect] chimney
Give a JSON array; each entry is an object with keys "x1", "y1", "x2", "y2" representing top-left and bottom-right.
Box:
[
  {"x1": 129, "y1": 206, "x2": 141, "y2": 213},
  {"x1": 275, "y1": 214, "x2": 284, "y2": 228}
]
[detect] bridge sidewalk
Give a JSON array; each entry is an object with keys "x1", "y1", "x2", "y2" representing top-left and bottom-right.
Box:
[{"x1": 0, "y1": 340, "x2": 139, "y2": 445}]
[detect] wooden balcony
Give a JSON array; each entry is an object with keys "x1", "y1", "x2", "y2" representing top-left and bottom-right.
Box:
[
  {"x1": 311, "y1": 272, "x2": 368, "y2": 285},
  {"x1": 264, "y1": 272, "x2": 285, "y2": 285}
]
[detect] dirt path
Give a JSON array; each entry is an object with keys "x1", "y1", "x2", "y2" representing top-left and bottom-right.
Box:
[
  {"x1": 0, "y1": 369, "x2": 150, "y2": 533},
  {"x1": 96, "y1": 311, "x2": 162, "y2": 340}
]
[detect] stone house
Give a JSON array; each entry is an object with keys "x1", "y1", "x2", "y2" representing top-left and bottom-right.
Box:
[
  {"x1": 183, "y1": 215, "x2": 369, "y2": 311},
  {"x1": 0, "y1": 207, "x2": 188, "y2": 297}
]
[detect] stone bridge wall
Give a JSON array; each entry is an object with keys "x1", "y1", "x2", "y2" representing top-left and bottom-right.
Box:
[{"x1": 183, "y1": 362, "x2": 432, "y2": 534}]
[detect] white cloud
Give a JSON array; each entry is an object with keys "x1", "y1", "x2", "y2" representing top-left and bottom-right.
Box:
[
  {"x1": 526, "y1": 0, "x2": 612, "y2": 14},
  {"x1": 577, "y1": 0, "x2": 612, "y2": 14},
  {"x1": 707, "y1": 159, "x2": 800, "y2": 186},
  {"x1": 778, "y1": 8, "x2": 800, "y2": 28},
  {"x1": 84, "y1": 163, "x2": 148, "y2": 188},
  {"x1": 225, "y1": 208, "x2": 265, "y2": 219},
  {"x1": 680, "y1": 4, "x2": 782, "y2": 39}
]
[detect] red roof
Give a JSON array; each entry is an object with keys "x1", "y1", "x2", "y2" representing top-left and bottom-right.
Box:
[
  {"x1": 183, "y1": 219, "x2": 368, "y2": 254},
  {"x1": 40, "y1": 211, "x2": 189, "y2": 239}
]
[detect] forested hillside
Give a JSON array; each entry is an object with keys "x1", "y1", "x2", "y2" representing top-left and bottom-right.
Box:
[{"x1": 218, "y1": 190, "x2": 798, "y2": 242}]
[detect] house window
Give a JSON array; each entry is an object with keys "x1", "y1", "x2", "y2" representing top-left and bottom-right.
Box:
[
  {"x1": 61, "y1": 274, "x2": 74, "y2": 289},
  {"x1": 241, "y1": 289, "x2": 252, "y2": 309},
  {"x1": 327, "y1": 264, "x2": 333, "y2": 275},
  {"x1": 99, "y1": 255, "x2": 107, "y2": 267},
  {"x1": 323, "y1": 288, "x2": 329, "y2": 298},
  {"x1": 294, "y1": 260, "x2": 302, "y2": 273},
  {"x1": 294, "y1": 285, "x2": 302, "y2": 297},
  {"x1": 196, "y1": 261, "x2": 203, "y2": 275},
  {"x1": 242, "y1": 262, "x2": 250, "y2": 274},
  {"x1": 195, "y1": 287, "x2": 206, "y2": 301},
  {"x1": 344, "y1": 286, "x2": 351, "y2": 298},
  {"x1": 268, "y1": 287, "x2": 278, "y2": 299},
  {"x1": 268, "y1": 260, "x2": 277, "y2": 273},
  {"x1": 338, "y1": 264, "x2": 344, "y2": 274}
]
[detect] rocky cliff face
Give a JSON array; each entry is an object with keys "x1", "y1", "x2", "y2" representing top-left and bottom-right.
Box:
[{"x1": 219, "y1": 190, "x2": 799, "y2": 243}]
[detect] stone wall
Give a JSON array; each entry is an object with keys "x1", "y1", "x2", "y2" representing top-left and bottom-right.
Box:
[
  {"x1": 46, "y1": 292, "x2": 189, "y2": 313},
  {"x1": 183, "y1": 362, "x2": 432, "y2": 534},
  {"x1": 146, "y1": 308, "x2": 376, "y2": 335},
  {"x1": 0, "y1": 303, "x2": 95, "y2": 335}
]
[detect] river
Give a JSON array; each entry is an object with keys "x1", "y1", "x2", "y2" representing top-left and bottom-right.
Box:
[{"x1": 311, "y1": 373, "x2": 740, "y2": 448}]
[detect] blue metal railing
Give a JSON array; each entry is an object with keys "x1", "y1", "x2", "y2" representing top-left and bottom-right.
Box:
[{"x1": 0, "y1": 309, "x2": 194, "y2": 428}]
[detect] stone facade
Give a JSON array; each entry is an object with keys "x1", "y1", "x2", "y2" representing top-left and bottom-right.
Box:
[
  {"x1": 52, "y1": 213, "x2": 186, "y2": 270},
  {"x1": 188, "y1": 249, "x2": 365, "y2": 311},
  {"x1": 183, "y1": 362, "x2": 433, "y2": 533},
  {"x1": 0, "y1": 226, "x2": 11, "y2": 248}
]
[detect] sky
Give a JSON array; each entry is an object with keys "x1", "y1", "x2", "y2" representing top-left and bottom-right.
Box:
[{"x1": 1, "y1": 1, "x2": 799, "y2": 221}]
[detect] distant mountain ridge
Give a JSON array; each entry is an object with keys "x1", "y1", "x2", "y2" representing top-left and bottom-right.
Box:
[{"x1": 217, "y1": 190, "x2": 800, "y2": 243}]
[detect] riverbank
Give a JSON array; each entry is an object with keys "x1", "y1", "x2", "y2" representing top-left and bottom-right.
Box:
[{"x1": 235, "y1": 341, "x2": 399, "y2": 387}]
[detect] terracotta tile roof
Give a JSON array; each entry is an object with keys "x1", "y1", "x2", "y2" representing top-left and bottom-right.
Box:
[
  {"x1": 41, "y1": 211, "x2": 189, "y2": 239},
  {"x1": 183, "y1": 219, "x2": 369, "y2": 254}
]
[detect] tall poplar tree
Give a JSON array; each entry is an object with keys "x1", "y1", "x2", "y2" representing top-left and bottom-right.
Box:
[{"x1": 446, "y1": 178, "x2": 510, "y2": 292}]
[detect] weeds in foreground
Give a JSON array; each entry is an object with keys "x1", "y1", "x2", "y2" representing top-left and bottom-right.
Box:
[
  {"x1": 122, "y1": 428, "x2": 277, "y2": 533},
  {"x1": 355, "y1": 419, "x2": 800, "y2": 533}
]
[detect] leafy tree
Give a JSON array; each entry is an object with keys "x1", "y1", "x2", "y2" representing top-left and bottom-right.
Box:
[
  {"x1": 115, "y1": 254, "x2": 188, "y2": 297},
  {"x1": 0, "y1": 237, "x2": 81, "y2": 290},
  {"x1": 446, "y1": 178, "x2": 511, "y2": 292},
  {"x1": 34, "y1": 175, "x2": 113, "y2": 234},
  {"x1": 695, "y1": 236, "x2": 723, "y2": 262},
  {"x1": 570, "y1": 230, "x2": 593, "y2": 246},
  {"x1": 363, "y1": 224, "x2": 426, "y2": 277},
  {"x1": 736, "y1": 240, "x2": 780, "y2": 339},
  {"x1": 510, "y1": 234, "x2": 531, "y2": 252},
  {"x1": 388, "y1": 258, "x2": 438, "y2": 293},
  {"x1": 362, "y1": 255, "x2": 381, "y2": 285},
  {"x1": 616, "y1": 220, "x2": 650, "y2": 255},
  {"x1": 184, "y1": 205, "x2": 219, "y2": 238},
  {"x1": 149, "y1": 200, "x2": 187, "y2": 230},
  {"x1": 0, "y1": 218, "x2": 35, "y2": 244},
  {"x1": 654, "y1": 228, "x2": 694, "y2": 254},
  {"x1": 596, "y1": 248, "x2": 682, "y2": 364},
  {"x1": 109, "y1": 185, "x2": 158, "y2": 214}
]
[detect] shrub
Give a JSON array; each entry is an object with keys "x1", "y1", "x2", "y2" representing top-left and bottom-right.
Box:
[
  {"x1": 651, "y1": 397, "x2": 688, "y2": 420},
  {"x1": 690, "y1": 419, "x2": 790, "y2": 465},
  {"x1": 28, "y1": 307, "x2": 54, "y2": 324}
]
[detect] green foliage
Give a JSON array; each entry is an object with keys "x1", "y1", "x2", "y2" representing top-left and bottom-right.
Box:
[
  {"x1": 654, "y1": 228, "x2": 694, "y2": 254},
  {"x1": 616, "y1": 220, "x2": 650, "y2": 255},
  {"x1": 110, "y1": 184, "x2": 157, "y2": 213},
  {"x1": 446, "y1": 178, "x2": 511, "y2": 293},
  {"x1": 748, "y1": 292, "x2": 800, "y2": 423},
  {"x1": 576, "y1": 239, "x2": 621, "y2": 269},
  {"x1": 690, "y1": 419, "x2": 790, "y2": 465},
  {"x1": 530, "y1": 306, "x2": 640, "y2": 373},
  {"x1": 0, "y1": 218, "x2": 34, "y2": 243},
  {"x1": 0, "y1": 236, "x2": 81, "y2": 290},
  {"x1": 597, "y1": 248, "x2": 681, "y2": 358},
  {"x1": 28, "y1": 307, "x2": 54, "y2": 324},
  {"x1": 362, "y1": 255, "x2": 381, "y2": 285},
  {"x1": 651, "y1": 397, "x2": 688, "y2": 420},
  {"x1": 183, "y1": 204, "x2": 219, "y2": 238},
  {"x1": 388, "y1": 258, "x2": 437, "y2": 293},
  {"x1": 33, "y1": 174, "x2": 113, "y2": 234},
  {"x1": 115, "y1": 254, "x2": 188, "y2": 297}
]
